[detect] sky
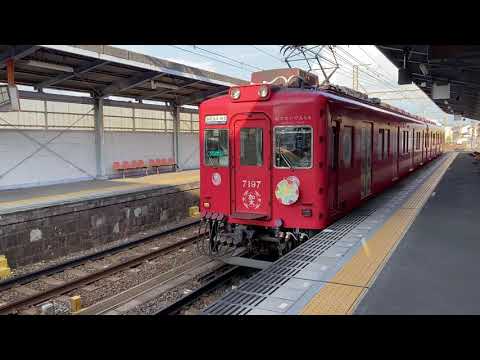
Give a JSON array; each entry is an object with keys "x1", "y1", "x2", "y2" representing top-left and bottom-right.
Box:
[{"x1": 116, "y1": 45, "x2": 459, "y2": 125}]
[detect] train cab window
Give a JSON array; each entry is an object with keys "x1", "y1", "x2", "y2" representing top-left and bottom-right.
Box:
[
  {"x1": 343, "y1": 126, "x2": 353, "y2": 168},
  {"x1": 240, "y1": 128, "x2": 263, "y2": 166},
  {"x1": 274, "y1": 126, "x2": 312, "y2": 168},
  {"x1": 204, "y1": 129, "x2": 229, "y2": 167}
]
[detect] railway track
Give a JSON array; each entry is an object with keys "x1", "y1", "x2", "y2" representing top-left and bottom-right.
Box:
[
  {"x1": 154, "y1": 265, "x2": 244, "y2": 315},
  {"x1": 81, "y1": 256, "x2": 223, "y2": 315},
  {"x1": 0, "y1": 220, "x2": 204, "y2": 315}
]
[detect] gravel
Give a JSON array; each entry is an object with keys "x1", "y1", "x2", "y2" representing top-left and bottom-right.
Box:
[
  {"x1": 62, "y1": 242, "x2": 200, "y2": 309},
  {"x1": 124, "y1": 268, "x2": 257, "y2": 316},
  {"x1": 178, "y1": 272, "x2": 256, "y2": 315},
  {"x1": 6, "y1": 219, "x2": 199, "y2": 279},
  {"x1": 0, "y1": 222, "x2": 202, "y2": 313}
]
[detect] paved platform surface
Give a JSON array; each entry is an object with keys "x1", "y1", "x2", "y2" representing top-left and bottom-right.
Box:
[
  {"x1": 0, "y1": 170, "x2": 199, "y2": 215},
  {"x1": 355, "y1": 152, "x2": 480, "y2": 314},
  {"x1": 203, "y1": 152, "x2": 457, "y2": 315}
]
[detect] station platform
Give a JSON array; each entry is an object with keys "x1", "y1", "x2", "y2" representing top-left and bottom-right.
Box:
[
  {"x1": 203, "y1": 152, "x2": 470, "y2": 315},
  {"x1": 0, "y1": 170, "x2": 200, "y2": 267},
  {"x1": 0, "y1": 170, "x2": 199, "y2": 215}
]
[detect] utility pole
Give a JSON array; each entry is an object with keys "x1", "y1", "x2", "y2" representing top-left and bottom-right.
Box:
[{"x1": 352, "y1": 64, "x2": 370, "y2": 91}]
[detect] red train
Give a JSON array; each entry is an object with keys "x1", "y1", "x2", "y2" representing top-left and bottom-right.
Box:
[{"x1": 199, "y1": 68, "x2": 444, "y2": 256}]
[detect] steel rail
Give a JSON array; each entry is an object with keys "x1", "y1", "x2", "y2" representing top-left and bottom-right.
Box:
[
  {"x1": 154, "y1": 265, "x2": 243, "y2": 315},
  {"x1": 0, "y1": 219, "x2": 200, "y2": 293},
  {"x1": 0, "y1": 227, "x2": 204, "y2": 315}
]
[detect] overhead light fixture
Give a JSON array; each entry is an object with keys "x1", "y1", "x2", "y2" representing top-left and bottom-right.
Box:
[
  {"x1": 398, "y1": 49, "x2": 412, "y2": 85},
  {"x1": 433, "y1": 83, "x2": 451, "y2": 100},
  {"x1": 150, "y1": 82, "x2": 180, "y2": 91},
  {"x1": 419, "y1": 63, "x2": 429, "y2": 76},
  {"x1": 22, "y1": 60, "x2": 74, "y2": 73}
]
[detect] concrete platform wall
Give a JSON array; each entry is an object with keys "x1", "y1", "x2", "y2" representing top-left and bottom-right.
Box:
[{"x1": 0, "y1": 183, "x2": 200, "y2": 267}]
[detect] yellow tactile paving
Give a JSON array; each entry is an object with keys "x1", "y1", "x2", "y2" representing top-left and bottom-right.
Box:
[
  {"x1": 301, "y1": 153, "x2": 457, "y2": 315},
  {"x1": 301, "y1": 283, "x2": 365, "y2": 315},
  {"x1": 116, "y1": 170, "x2": 199, "y2": 186},
  {"x1": 0, "y1": 170, "x2": 199, "y2": 212}
]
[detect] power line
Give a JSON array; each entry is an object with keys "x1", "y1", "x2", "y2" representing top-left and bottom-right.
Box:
[
  {"x1": 169, "y1": 45, "x2": 251, "y2": 74},
  {"x1": 192, "y1": 45, "x2": 263, "y2": 71},
  {"x1": 251, "y1": 45, "x2": 285, "y2": 63}
]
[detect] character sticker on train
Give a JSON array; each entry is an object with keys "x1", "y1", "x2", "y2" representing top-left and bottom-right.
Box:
[
  {"x1": 241, "y1": 179, "x2": 262, "y2": 210},
  {"x1": 275, "y1": 176, "x2": 300, "y2": 205}
]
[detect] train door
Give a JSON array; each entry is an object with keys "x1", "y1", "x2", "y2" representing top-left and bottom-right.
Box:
[
  {"x1": 340, "y1": 124, "x2": 354, "y2": 209},
  {"x1": 328, "y1": 120, "x2": 340, "y2": 212},
  {"x1": 360, "y1": 122, "x2": 373, "y2": 199},
  {"x1": 421, "y1": 130, "x2": 424, "y2": 164},
  {"x1": 392, "y1": 126, "x2": 399, "y2": 180},
  {"x1": 410, "y1": 129, "x2": 417, "y2": 169},
  {"x1": 231, "y1": 115, "x2": 271, "y2": 219}
]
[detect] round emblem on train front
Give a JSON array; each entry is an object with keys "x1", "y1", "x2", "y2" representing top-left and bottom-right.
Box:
[
  {"x1": 212, "y1": 172, "x2": 222, "y2": 186},
  {"x1": 275, "y1": 178, "x2": 300, "y2": 205}
]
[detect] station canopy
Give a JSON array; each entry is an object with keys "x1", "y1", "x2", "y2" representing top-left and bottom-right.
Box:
[
  {"x1": 377, "y1": 45, "x2": 480, "y2": 121},
  {"x1": 0, "y1": 45, "x2": 247, "y2": 106}
]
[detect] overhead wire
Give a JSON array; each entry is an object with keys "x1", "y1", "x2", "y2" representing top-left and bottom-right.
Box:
[
  {"x1": 192, "y1": 45, "x2": 264, "y2": 71},
  {"x1": 251, "y1": 45, "x2": 285, "y2": 64},
  {"x1": 169, "y1": 45, "x2": 252, "y2": 74}
]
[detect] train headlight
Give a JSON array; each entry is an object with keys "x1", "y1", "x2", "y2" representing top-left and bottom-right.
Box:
[
  {"x1": 230, "y1": 87, "x2": 241, "y2": 100},
  {"x1": 258, "y1": 84, "x2": 270, "y2": 99},
  {"x1": 211, "y1": 172, "x2": 222, "y2": 186}
]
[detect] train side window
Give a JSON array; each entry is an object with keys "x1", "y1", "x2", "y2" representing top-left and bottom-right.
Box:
[
  {"x1": 274, "y1": 126, "x2": 312, "y2": 168},
  {"x1": 204, "y1": 129, "x2": 229, "y2": 167},
  {"x1": 378, "y1": 129, "x2": 385, "y2": 160},
  {"x1": 343, "y1": 126, "x2": 353, "y2": 168},
  {"x1": 402, "y1": 131, "x2": 408, "y2": 154},
  {"x1": 386, "y1": 129, "x2": 390, "y2": 158},
  {"x1": 407, "y1": 131, "x2": 410, "y2": 153},
  {"x1": 416, "y1": 132, "x2": 421, "y2": 150},
  {"x1": 240, "y1": 128, "x2": 263, "y2": 166}
]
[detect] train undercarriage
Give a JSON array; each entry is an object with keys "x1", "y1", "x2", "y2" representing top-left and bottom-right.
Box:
[{"x1": 197, "y1": 215, "x2": 316, "y2": 258}]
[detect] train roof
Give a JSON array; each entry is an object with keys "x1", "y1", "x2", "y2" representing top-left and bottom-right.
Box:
[{"x1": 316, "y1": 85, "x2": 443, "y2": 128}]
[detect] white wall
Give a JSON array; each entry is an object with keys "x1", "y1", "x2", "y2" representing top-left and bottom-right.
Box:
[
  {"x1": 104, "y1": 131, "x2": 173, "y2": 176},
  {"x1": 0, "y1": 130, "x2": 96, "y2": 190},
  {"x1": 0, "y1": 129, "x2": 200, "y2": 190},
  {"x1": 178, "y1": 133, "x2": 200, "y2": 170},
  {"x1": 104, "y1": 132, "x2": 200, "y2": 173}
]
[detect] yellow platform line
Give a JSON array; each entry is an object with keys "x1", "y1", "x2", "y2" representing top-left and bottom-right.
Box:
[
  {"x1": 301, "y1": 153, "x2": 457, "y2": 315},
  {"x1": 0, "y1": 171, "x2": 199, "y2": 211}
]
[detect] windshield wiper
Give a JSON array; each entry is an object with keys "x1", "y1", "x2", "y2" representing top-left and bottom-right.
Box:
[{"x1": 277, "y1": 138, "x2": 294, "y2": 170}]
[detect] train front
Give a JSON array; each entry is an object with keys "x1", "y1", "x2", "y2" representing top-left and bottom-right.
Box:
[{"x1": 198, "y1": 69, "x2": 328, "y2": 257}]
